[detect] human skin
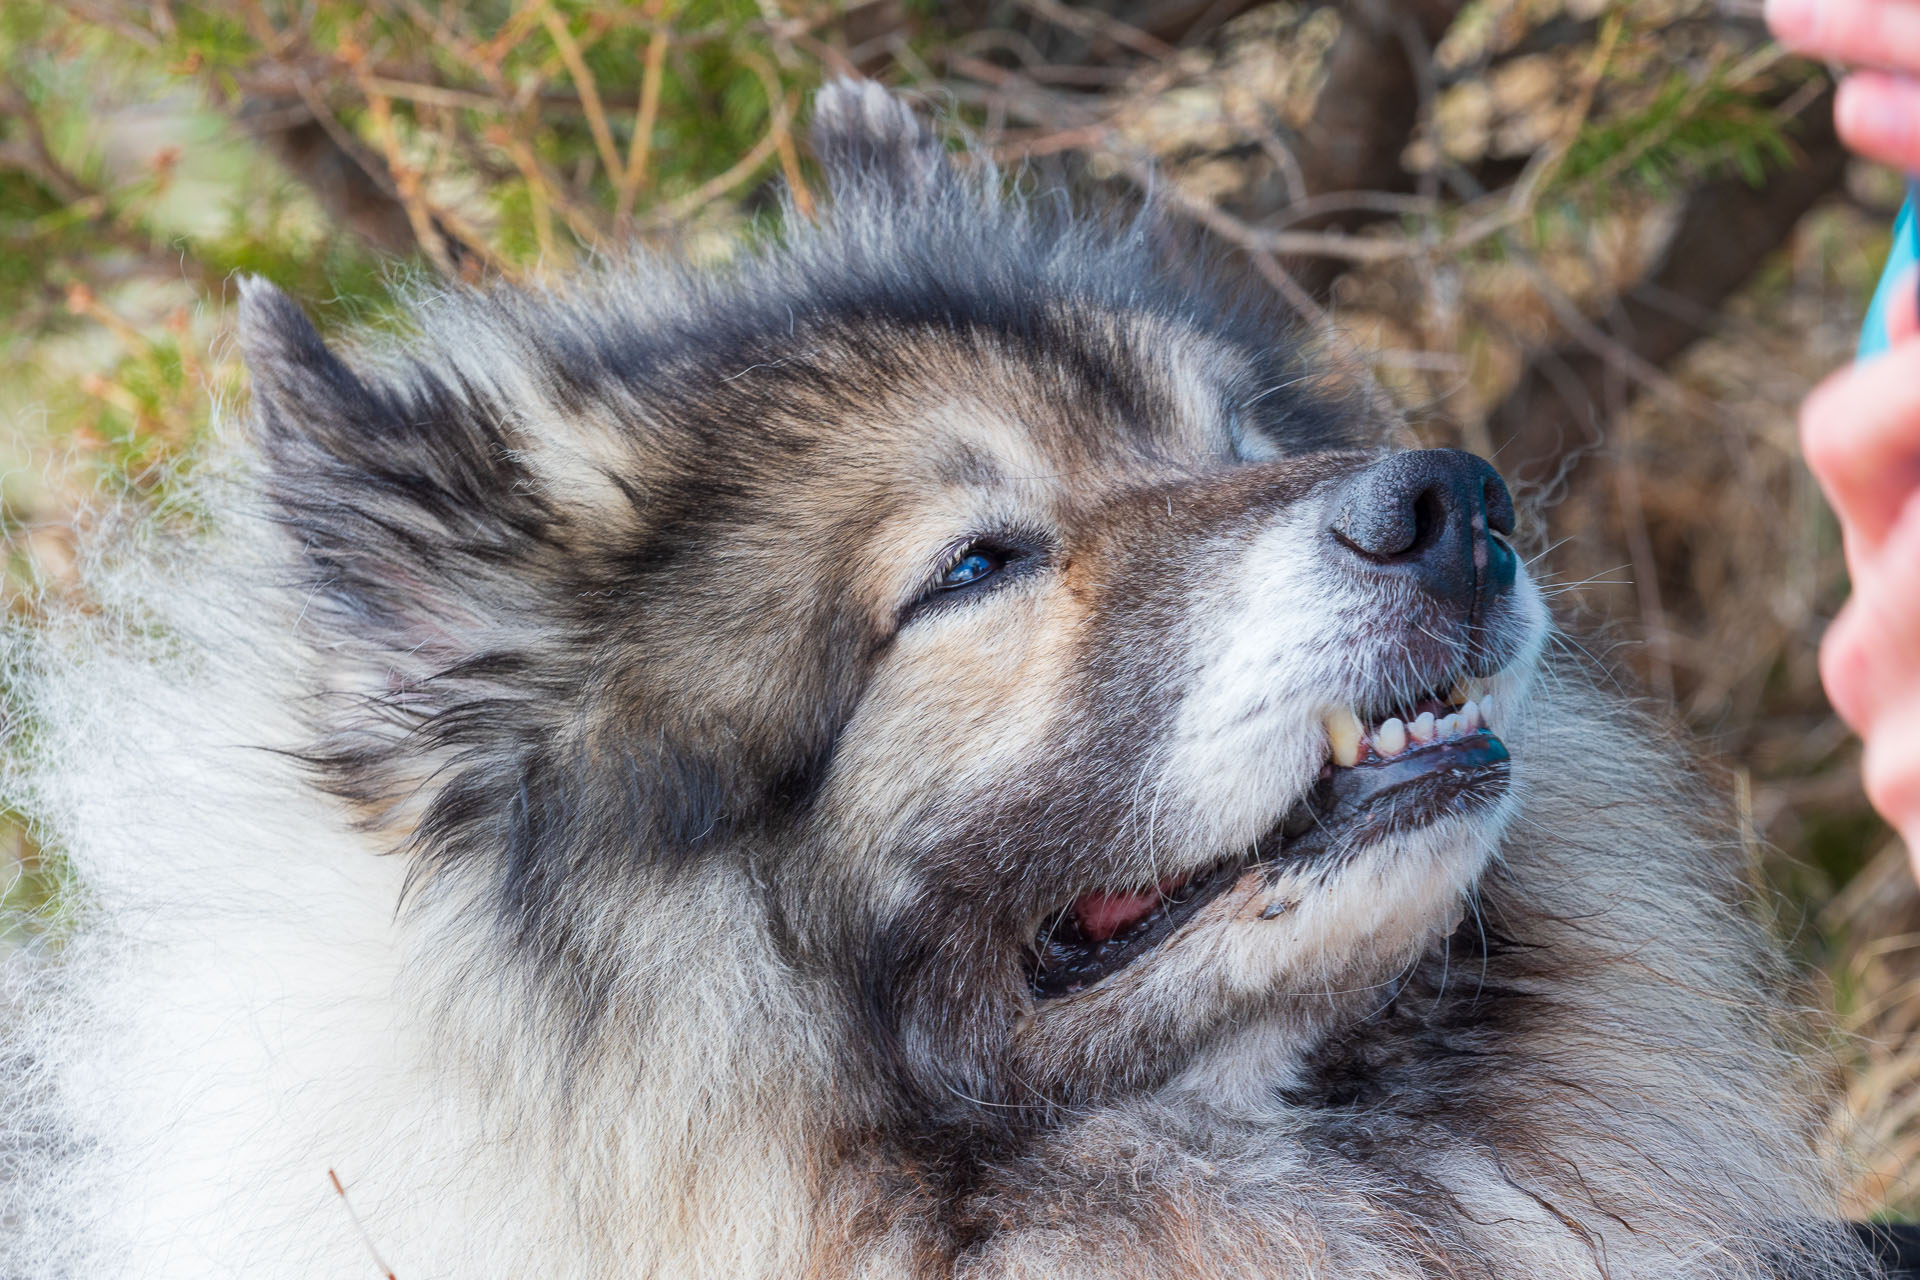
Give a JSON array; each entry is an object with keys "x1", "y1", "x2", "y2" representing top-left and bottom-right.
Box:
[
  {"x1": 1768, "y1": 0, "x2": 1920, "y2": 863},
  {"x1": 1767, "y1": 0, "x2": 1920, "y2": 174},
  {"x1": 1800, "y1": 287, "x2": 1920, "y2": 865}
]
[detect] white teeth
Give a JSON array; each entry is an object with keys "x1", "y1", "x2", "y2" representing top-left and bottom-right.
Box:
[
  {"x1": 1325, "y1": 708, "x2": 1362, "y2": 768},
  {"x1": 1326, "y1": 680, "x2": 1507, "y2": 769}
]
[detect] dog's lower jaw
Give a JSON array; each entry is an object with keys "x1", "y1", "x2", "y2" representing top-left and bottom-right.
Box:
[
  {"x1": 1170, "y1": 878, "x2": 1486, "y2": 1110},
  {"x1": 990, "y1": 812, "x2": 1505, "y2": 1121}
]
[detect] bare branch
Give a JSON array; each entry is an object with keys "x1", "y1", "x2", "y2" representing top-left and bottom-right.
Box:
[
  {"x1": 1484, "y1": 83, "x2": 1848, "y2": 492},
  {"x1": 1265, "y1": 0, "x2": 1467, "y2": 292},
  {"x1": 0, "y1": 79, "x2": 92, "y2": 204}
]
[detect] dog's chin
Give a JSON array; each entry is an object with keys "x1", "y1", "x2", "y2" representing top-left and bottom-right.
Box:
[{"x1": 1007, "y1": 700, "x2": 1519, "y2": 1099}]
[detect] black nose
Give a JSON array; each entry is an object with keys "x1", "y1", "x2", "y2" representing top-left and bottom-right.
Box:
[{"x1": 1328, "y1": 449, "x2": 1517, "y2": 621}]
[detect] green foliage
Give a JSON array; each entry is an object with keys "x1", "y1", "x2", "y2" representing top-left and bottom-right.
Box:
[
  {"x1": 0, "y1": 0, "x2": 896, "y2": 518},
  {"x1": 1556, "y1": 68, "x2": 1797, "y2": 202}
]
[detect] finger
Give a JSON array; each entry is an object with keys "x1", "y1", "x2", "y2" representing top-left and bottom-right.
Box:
[
  {"x1": 1800, "y1": 341, "x2": 1920, "y2": 550},
  {"x1": 1863, "y1": 700, "x2": 1920, "y2": 846},
  {"x1": 1821, "y1": 494, "x2": 1920, "y2": 734},
  {"x1": 1823, "y1": 596, "x2": 1880, "y2": 734},
  {"x1": 1769, "y1": 0, "x2": 1920, "y2": 74},
  {"x1": 1890, "y1": 264, "x2": 1920, "y2": 346},
  {"x1": 1837, "y1": 72, "x2": 1920, "y2": 173}
]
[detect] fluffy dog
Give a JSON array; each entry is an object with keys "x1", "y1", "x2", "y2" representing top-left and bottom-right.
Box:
[{"x1": 0, "y1": 81, "x2": 1878, "y2": 1279}]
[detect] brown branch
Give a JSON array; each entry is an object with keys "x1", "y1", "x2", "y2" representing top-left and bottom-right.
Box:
[
  {"x1": 1015, "y1": 0, "x2": 1175, "y2": 61},
  {"x1": 614, "y1": 14, "x2": 672, "y2": 226},
  {"x1": 635, "y1": 125, "x2": 783, "y2": 230},
  {"x1": 0, "y1": 81, "x2": 230, "y2": 293},
  {"x1": 1255, "y1": 0, "x2": 1469, "y2": 294},
  {"x1": 0, "y1": 80, "x2": 92, "y2": 204},
  {"x1": 1483, "y1": 83, "x2": 1848, "y2": 494},
  {"x1": 537, "y1": 2, "x2": 625, "y2": 194},
  {"x1": 1124, "y1": 0, "x2": 1270, "y2": 44},
  {"x1": 242, "y1": 95, "x2": 419, "y2": 259},
  {"x1": 237, "y1": 80, "x2": 487, "y2": 270}
]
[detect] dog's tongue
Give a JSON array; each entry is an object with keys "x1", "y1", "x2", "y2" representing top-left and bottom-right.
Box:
[{"x1": 1071, "y1": 875, "x2": 1187, "y2": 942}]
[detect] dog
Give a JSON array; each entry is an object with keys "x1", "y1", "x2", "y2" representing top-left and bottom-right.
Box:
[{"x1": 0, "y1": 80, "x2": 1880, "y2": 1279}]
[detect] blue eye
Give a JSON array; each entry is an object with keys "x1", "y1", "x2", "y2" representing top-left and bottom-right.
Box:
[
  {"x1": 902, "y1": 537, "x2": 1043, "y2": 624},
  {"x1": 940, "y1": 548, "x2": 1003, "y2": 589}
]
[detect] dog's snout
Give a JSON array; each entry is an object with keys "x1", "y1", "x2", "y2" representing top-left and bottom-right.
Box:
[{"x1": 1328, "y1": 449, "x2": 1517, "y2": 619}]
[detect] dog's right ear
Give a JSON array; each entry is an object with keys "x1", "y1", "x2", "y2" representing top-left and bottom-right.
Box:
[{"x1": 809, "y1": 78, "x2": 952, "y2": 202}]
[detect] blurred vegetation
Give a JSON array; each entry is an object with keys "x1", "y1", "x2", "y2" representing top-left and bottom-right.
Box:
[{"x1": 4, "y1": 0, "x2": 1917, "y2": 1214}]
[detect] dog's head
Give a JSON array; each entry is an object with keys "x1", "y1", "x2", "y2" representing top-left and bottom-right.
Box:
[{"x1": 239, "y1": 82, "x2": 1545, "y2": 1130}]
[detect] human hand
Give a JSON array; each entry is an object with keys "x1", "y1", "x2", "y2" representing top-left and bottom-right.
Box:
[
  {"x1": 1803, "y1": 279, "x2": 1920, "y2": 859},
  {"x1": 1766, "y1": 0, "x2": 1920, "y2": 171},
  {"x1": 1765, "y1": 0, "x2": 1920, "y2": 857}
]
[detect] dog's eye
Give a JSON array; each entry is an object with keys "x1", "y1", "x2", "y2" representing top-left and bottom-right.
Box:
[
  {"x1": 901, "y1": 535, "x2": 1047, "y2": 626},
  {"x1": 940, "y1": 548, "x2": 1004, "y2": 590}
]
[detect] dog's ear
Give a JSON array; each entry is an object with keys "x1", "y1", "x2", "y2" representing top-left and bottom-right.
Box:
[
  {"x1": 238, "y1": 278, "x2": 761, "y2": 919},
  {"x1": 236, "y1": 276, "x2": 555, "y2": 664},
  {"x1": 809, "y1": 78, "x2": 952, "y2": 202},
  {"x1": 236, "y1": 276, "x2": 361, "y2": 419}
]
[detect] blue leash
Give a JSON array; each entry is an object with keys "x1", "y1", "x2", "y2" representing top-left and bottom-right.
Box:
[{"x1": 1859, "y1": 177, "x2": 1920, "y2": 358}]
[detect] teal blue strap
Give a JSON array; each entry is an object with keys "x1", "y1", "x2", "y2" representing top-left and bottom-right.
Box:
[{"x1": 1860, "y1": 179, "x2": 1920, "y2": 359}]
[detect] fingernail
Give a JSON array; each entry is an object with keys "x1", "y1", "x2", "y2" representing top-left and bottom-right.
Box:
[{"x1": 1766, "y1": 0, "x2": 1818, "y2": 44}]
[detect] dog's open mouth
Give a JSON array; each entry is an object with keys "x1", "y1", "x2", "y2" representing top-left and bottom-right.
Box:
[{"x1": 1027, "y1": 676, "x2": 1512, "y2": 999}]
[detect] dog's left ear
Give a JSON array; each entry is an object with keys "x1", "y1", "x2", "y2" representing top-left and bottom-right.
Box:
[
  {"x1": 235, "y1": 275, "x2": 369, "y2": 438},
  {"x1": 809, "y1": 78, "x2": 953, "y2": 202},
  {"x1": 235, "y1": 280, "x2": 763, "y2": 873},
  {"x1": 236, "y1": 276, "x2": 554, "y2": 664}
]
